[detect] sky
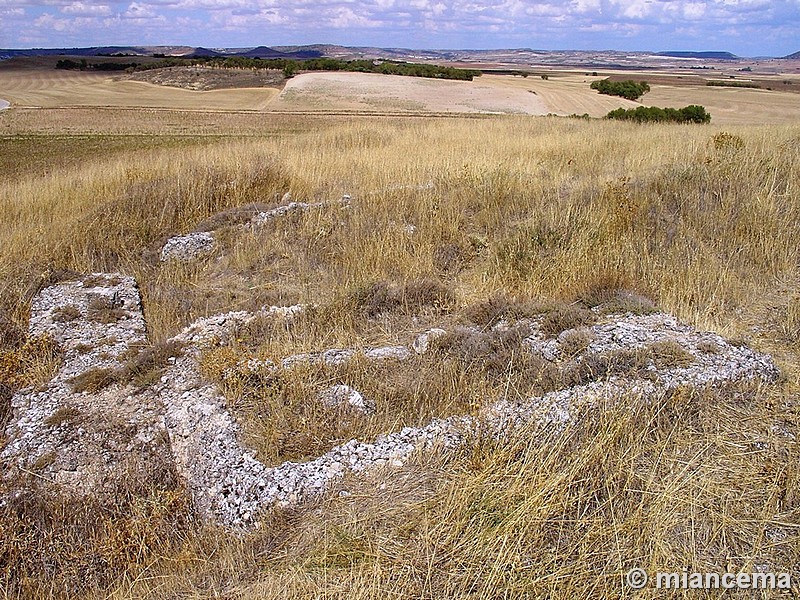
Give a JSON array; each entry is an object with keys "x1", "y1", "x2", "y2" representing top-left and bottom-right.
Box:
[{"x1": 0, "y1": 0, "x2": 798, "y2": 57}]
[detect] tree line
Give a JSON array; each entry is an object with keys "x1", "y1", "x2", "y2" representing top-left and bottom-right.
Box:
[
  {"x1": 606, "y1": 105, "x2": 711, "y2": 123},
  {"x1": 56, "y1": 56, "x2": 482, "y2": 81}
]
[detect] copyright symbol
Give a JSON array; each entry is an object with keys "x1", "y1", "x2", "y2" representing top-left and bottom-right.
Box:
[{"x1": 626, "y1": 568, "x2": 648, "y2": 589}]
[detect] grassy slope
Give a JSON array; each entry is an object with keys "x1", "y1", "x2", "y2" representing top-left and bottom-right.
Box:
[{"x1": 0, "y1": 110, "x2": 798, "y2": 598}]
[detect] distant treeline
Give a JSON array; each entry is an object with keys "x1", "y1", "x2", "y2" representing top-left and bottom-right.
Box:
[
  {"x1": 706, "y1": 80, "x2": 761, "y2": 89},
  {"x1": 55, "y1": 56, "x2": 482, "y2": 81},
  {"x1": 606, "y1": 105, "x2": 711, "y2": 124},
  {"x1": 590, "y1": 78, "x2": 650, "y2": 101},
  {"x1": 56, "y1": 58, "x2": 139, "y2": 71}
]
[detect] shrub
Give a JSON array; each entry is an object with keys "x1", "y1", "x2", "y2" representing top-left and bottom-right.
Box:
[
  {"x1": 710, "y1": 132, "x2": 745, "y2": 152},
  {"x1": 352, "y1": 279, "x2": 455, "y2": 317},
  {"x1": 590, "y1": 78, "x2": 650, "y2": 100},
  {"x1": 606, "y1": 105, "x2": 711, "y2": 124},
  {"x1": 539, "y1": 305, "x2": 596, "y2": 337},
  {"x1": 463, "y1": 295, "x2": 550, "y2": 327}
]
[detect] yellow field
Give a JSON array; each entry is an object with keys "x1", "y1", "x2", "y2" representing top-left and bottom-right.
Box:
[
  {"x1": 0, "y1": 68, "x2": 278, "y2": 110},
  {"x1": 492, "y1": 72, "x2": 800, "y2": 124},
  {"x1": 273, "y1": 72, "x2": 551, "y2": 114},
  {"x1": 1, "y1": 64, "x2": 798, "y2": 125},
  {"x1": 642, "y1": 84, "x2": 800, "y2": 125}
]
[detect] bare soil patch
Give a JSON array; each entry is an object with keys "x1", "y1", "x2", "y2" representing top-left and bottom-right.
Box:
[
  {"x1": 0, "y1": 64, "x2": 279, "y2": 110},
  {"x1": 481, "y1": 73, "x2": 640, "y2": 117},
  {"x1": 643, "y1": 84, "x2": 800, "y2": 125},
  {"x1": 274, "y1": 72, "x2": 549, "y2": 114},
  {"x1": 128, "y1": 66, "x2": 285, "y2": 91}
]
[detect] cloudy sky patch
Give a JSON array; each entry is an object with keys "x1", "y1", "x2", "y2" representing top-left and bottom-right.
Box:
[{"x1": 0, "y1": 0, "x2": 797, "y2": 56}]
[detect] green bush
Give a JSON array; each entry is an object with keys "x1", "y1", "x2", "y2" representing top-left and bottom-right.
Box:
[
  {"x1": 590, "y1": 78, "x2": 650, "y2": 100},
  {"x1": 606, "y1": 105, "x2": 711, "y2": 124}
]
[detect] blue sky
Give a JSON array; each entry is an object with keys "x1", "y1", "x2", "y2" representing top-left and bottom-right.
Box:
[{"x1": 0, "y1": 0, "x2": 797, "y2": 56}]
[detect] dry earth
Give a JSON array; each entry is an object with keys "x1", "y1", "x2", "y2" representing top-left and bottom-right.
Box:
[
  {"x1": 0, "y1": 67, "x2": 278, "y2": 110},
  {"x1": 643, "y1": 84, "x2": 800, "y2": 126},
  {"x1": 484, "y1": 72, "x2": 800, "y2": 124},
  {"x1": 274, "y1": 72, "x2": 550, "y2": 114},
  {"x1": 1, "y1": 60, "x2": 799, "y2": 124},
  {"x1": 480, "y1": 73, "x2": 641, "y2": 117}
]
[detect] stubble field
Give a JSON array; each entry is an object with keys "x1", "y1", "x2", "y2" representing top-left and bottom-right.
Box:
[{"x1": 2, "y1": 58, "x2": 799, "y2": 123}]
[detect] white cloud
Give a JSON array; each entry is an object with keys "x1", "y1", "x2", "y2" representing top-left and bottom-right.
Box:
[
  {"x1": 123, "y1": 1, "x2": 158, "y2": 18},
  {"x1": 682, "y1": 2, "x2": 705, "y2": 18},
  {"x1": 175, "y1": 0, "x2": 251, "y2": 9},
  {"x1": 526, "y1": 3, "x2": 568, "y2": 16},
  {"x1": 609, "y1": 0, "x2": 654, "y2": 19},
  {"x1": 61, "y1": 1, "x2": 112, "y2": 15},
  {"x1": 572, "y1": 0, "x2": 600, "y2": 12},
  {"x1": 221, "y1": 8, "x2": 287, "y2": 27},
  {"x1": 329, "y1": 6, "x2": 382, "y2": 26}
]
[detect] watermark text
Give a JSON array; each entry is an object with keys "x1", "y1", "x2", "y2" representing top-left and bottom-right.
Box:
[{"x1": 625, "y1": 568, "x2": 792, "y2": 590}]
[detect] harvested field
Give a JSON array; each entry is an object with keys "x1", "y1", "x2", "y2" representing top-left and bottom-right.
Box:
[
  {"x1": 0, "y1": 66, "x2": 278, "y2": 110},
  {"x1": 273, "y1": 72, "x2": 551, "y2": 114},
  {"x1": 479, "y1": 73, "x2": 641, "y2": 116},
  {"x1": 1, "y1": 57, "x2": 799, "y2": 125},
  {"x1": 489, "y1": 71, "x2": 800, "y2": 124},
  {"x1": 643, "y1": 83, "x2": 800, "y2": 125}
]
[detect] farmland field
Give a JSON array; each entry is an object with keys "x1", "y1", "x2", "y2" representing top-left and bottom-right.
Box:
[
  {"x1": 1, "y1": 58, "x2": 799, "y2": 124},
  {"x1": 0, "y1": 61, "x2": 279, "y2": 110}
]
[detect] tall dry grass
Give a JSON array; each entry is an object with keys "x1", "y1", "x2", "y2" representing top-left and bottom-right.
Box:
[{"x1": 1, "y1": 115, "x2": 798, "y2": 598}]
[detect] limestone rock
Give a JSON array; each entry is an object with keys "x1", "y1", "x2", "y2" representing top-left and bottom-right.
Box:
[
  {"x1": 1, "y1": 273, "x2": 172, "y2": 498},
  {"x1": 160, "y1": 232, "x2": 216, "y2": 262},
  {"x1": 319, "y1": 384, "x2": 376, "y2": 415}
]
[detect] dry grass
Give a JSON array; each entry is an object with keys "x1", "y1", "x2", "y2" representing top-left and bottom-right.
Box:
[
  {"x1": 52, "y1": 383, "x2": 794, "y2": 600},
  {"x1": 0, "y1": 111, "x2": 799, "y2": 598}
]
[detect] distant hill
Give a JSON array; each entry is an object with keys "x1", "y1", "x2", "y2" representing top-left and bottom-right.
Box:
[
  {"x1": 0, "y1": 44, "x2": 326, "y2": 62},
  {"x1": 656, "y1": 51, "x2": 738, "y2": 60},
  {"x1": 233, "y1": 46, "x2": 322, "y2": 59},
  {"x1": 783, "y1": 50, "x2": 800, "y2": 59},
  {"x1": 0, "y1": 46, "x2": 194, "y2": 60},
  {"x1": 185, "y1": 47, "x2": 224, "y2": 58}
]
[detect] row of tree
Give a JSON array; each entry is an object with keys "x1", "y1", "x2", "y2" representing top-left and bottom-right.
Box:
[
  {"x1": 606, "y1": 105, "x2": 711, "y2": 123},
  {"x1": 56, "y1": 55, "x2": 482, "y2": 81},
  {"x1": 56, "y1": 59, "x2": 140, "y2": 71}
]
